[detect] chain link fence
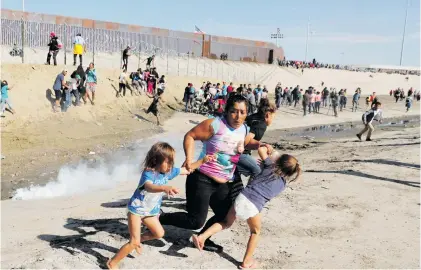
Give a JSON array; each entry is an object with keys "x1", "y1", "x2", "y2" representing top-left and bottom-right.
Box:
[{"x1": 2, "y1": 18, "x2": 271, "y2": 82}]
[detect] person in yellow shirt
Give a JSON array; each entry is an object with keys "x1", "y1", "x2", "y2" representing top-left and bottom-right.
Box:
[{"x1": 73, "y1": 33, "x2": 85, "y2": 66}]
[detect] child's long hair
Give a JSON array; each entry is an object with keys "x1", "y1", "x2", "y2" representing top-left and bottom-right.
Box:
[
  {"x1": 274, "y1": 154, "x2": 301, "y2": 183},
  {"x1": 143, "y1": 142, "x2": 175, "y2": 172}
]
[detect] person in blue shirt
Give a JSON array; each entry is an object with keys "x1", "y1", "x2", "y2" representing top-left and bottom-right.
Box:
[
  {"x1": 352, "y1": 89, "x2": 361, "y2": 112},
  {"x1": 1, "y1": 80, "x2": 16, "y2": 117},
  {"x1": 107, "y1": 142, "x2": 214, "y2": 269}
]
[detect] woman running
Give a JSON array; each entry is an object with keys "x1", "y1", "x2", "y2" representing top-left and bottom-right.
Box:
[{"x1": 159, "y1": 94, "x2": 273, "y2": 252}]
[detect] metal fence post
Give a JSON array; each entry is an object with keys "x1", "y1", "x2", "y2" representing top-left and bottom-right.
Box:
[
  {"x1": 137, "y1": 43, "x2": 141, "y2": 69},
  {"x1": 21, "y1": 19, "x2": 25, "y2": 63},
  {"x1": 196, "y1": 57, "x2": 198, "y2": 76},
  {"x1": 177, "y1": 38, "x2": 180, "y2": 76},
  {"x1": 93, "y1": 26, "x2": 96, "y2": 64},
  {"x1": 166, "y1": 37, "x2": 169, "y2": 74},
  {"x1": 187, "y1": 53, "x2": 190, "y2": 76},
  {"x1": 203, "y1": 59, "x2": 205, "y2": 77},
  {"x1": 63, "y1": 24, "x2": 67, "y2": 65}
]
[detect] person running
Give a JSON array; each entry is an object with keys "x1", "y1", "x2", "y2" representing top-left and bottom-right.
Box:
[
  {"x1": 237, "y1": 99, "x2": 276, "y2": 177},
  {"x1": 68, "y1": 73, "x2": 81, "y2": 108},
  {"x1": 159, "y1": 95, "x2": 272, "y2": 253},
  {"x1": 352, "y1": 89, "x2": 360, "y2": 112},
  {"x1": 0, "y1": 80, "x2": 16, "y2": 117},
  {"x1": 107, "y1": 142, "x2": 214, "y2": 269},
  {"x1": 85, "y1": 63, "x2": 97, "y2": 105},
  {"x1": 145, "y1": 89, "x2": 165, "y2": 125},
  {"x1": 72, "y1": 33, "x2": 85, "y2": 66},
  {"x1": 122, "y1": 46, "x2": 131, "y2": 72},
  {"x1": 394, "y1": 88, "x2": 401, "y2": 103},
  {"x1": 356, "y1": 102, "x2": 383, "y2": 142},
  {"x1": 192, "y1": 146, "x2": 301, "y2": 269},
  {"x1": 46, "y1": 32, "x2": 60, "y2": 66},
  {"x1": 52, "y1": 69, "x2": 68, "y2": 112}
]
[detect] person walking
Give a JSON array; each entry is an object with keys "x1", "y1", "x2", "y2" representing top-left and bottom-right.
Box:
[
  {"x1": 356, "y1": 102, "x2": 383, "y2": 141},
  {"x1": 46, "y1": 32, "x2": 60, "y2": 66},
  {"x1": 302, "y1": 90, "x2": 310, "y2": 116},
  {"x1": 73, "y1": 33, "x2": 85, "y2": 66},
  {"x1": 117, "y1": 70, "x2": 128, "y2": 97},
  {"x1": 246, "y1": 88, "x2": 257, "y2": 115},
  {"x1": 275, "y1": 83, "x2": 282, "y2": 109},
  {"x1": 314, "y1": 91, "x2": 322, "y2": 113}
]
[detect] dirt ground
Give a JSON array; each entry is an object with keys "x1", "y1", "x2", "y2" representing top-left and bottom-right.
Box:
[{"x1": 0, "y1": 113, "x2": 419, "y2": 269}]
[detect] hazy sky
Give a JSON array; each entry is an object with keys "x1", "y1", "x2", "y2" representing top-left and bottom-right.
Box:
[{"x1": 2, "y1": 0, "x2": 420, "y2": 66}]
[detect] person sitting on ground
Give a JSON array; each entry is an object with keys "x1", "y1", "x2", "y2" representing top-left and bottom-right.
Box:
[
  {"x1": 356, "y1": 102, "x2": 383, "y2": 142},
  {"x1": 0, "y1": 80, "x2": 16, "y2": 117},
  {"x1": 107, "y1": 142, "x2": 214, "y2": 269},
  {"x1": 192, "y1": 146, "x2": 301, "y2": 269}
]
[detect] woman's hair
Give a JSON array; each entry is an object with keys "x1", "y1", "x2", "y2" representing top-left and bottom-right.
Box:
[
  {"x1": 143, "y1": 142, "x2": 175, "y2": 171},
  {"x1": 224, "y1": 94, "x2": 248, "y2": 114},
  {"x1": 274, "y1": 154, "x2": 302, "y2": 183},
  {"x1": 258, "y1": 99, "x2": 276, "y2": 114}
]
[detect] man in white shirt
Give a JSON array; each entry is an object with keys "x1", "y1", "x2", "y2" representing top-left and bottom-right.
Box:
[{"x1": 73, "y1": 33, "x2": 85, "y2": 66}]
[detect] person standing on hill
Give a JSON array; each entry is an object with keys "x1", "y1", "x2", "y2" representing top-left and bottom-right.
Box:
[
  {"x1": 117, "y1": 70, "x2": 128, "y2": 97},
  {"x1": 122, "y1": 46, "x2": 131, "y2": 72},
  {"x1": 73, "y1": 33, "x2": 85, "y2": 66},
  {"x1": 246, "y1": 88, "x2": 257, "y2": 115},
  {"x1": 46, "y1": 32, "x2": 60, "y2": 66},
  {"x1": 275, "y1": 83, "x2": 282, "y2": 109},
  {"x1": 356, "y1": 102, "x2": 383, "y2": 141},
  {"x1": 85, "y1": 63, "x2": 97, "y2": 105},
  {"x1": 52, "y1": 69, "x2": 68, "y2": 112}
]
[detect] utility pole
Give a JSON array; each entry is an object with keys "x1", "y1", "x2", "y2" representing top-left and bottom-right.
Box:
[
  {"x1": 270, "y1": 28, "x2": 283, "y2": 47},
  {"x1": 304, "y1": 16, "x2": 310, "y2": 62},
  {"x1": 399, "y1": 0, "x2": 409, "y2": 66}
]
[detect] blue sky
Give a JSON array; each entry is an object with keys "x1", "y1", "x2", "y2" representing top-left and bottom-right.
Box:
[{"x1": 2, "y1": 0, "x2": 420, "y2": 66}]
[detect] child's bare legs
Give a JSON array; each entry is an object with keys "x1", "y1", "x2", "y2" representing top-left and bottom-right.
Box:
[
  {"x1": 140, "y1": 216, "x2": 165, "y2": 242},
  {"x1": 108, "y1": 213, "x2": 142, "y2": 269},
  {"x1": 156, "y1": 113, "x2": 161, "y2": 126},
  {"x1": 193, "y1": 206, "x2": 237, "y2": 250},
  {"x1": 241, "y1": 214, "x2": 262, "y2": 268}
]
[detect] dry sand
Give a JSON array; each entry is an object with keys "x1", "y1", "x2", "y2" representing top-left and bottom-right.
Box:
[{"x1": 1, "y1": 60, "x2": 420, "y2": 269}]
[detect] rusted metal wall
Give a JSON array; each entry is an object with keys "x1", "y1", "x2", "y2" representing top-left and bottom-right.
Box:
[{"x1": 1, "y1": 8, "x2": 284, "y2": 63}]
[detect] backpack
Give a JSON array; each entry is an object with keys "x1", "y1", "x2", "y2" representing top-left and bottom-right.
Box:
[
  {"x1": 56, "y1": 39, "x2": 63, "y2": 49},
  {"x1": 365, "y1": 97, "x2": 370, "y2": 102},
  {"x1": 129, "y1": 72, "x2": 135, "y2": 80},
  {"x1": 189, "y1": 87, "x2": 195, "y2": 94}
]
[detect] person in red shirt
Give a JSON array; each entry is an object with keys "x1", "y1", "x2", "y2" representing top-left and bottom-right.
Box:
[{"x1": 226, "y1": 82, "x2": 234, "y2": 99}]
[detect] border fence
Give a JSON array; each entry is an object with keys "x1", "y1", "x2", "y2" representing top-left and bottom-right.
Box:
[{"x1": 1, "y1": 9, "x2": 284, "y2": 66}]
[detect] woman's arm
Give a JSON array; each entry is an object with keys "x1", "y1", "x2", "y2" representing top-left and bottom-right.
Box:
[
  {"x1": 244, "y1": 133, "x2": 274, "y2": 154},
  {"x1": 183, "y1": 119, "x2": 215, "y2": 172},
  {"x1": 180, "y1": 154, "x2": 215, "y2": 175}
]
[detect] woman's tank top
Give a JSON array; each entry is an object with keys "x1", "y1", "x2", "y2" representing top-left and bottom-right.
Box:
[{"x1": 198, "y1": 117, "x2": 248, "y2": 181}]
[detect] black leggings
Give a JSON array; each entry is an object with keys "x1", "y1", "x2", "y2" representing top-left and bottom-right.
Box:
[
  {"x1": 159, "y1": 170, "x2": 244, "y2": 232},
  {"x1": 118, "y1": 83, "x2": 126, "y2": 96}
]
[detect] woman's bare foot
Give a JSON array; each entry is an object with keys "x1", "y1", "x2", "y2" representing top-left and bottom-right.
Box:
[
  {"x1": 192, "y1": 234, "x2": 204, "y2": 251},
  {"x1": 107, "y1": 259, "x2": 118, "y2": 269},
  {"x1": 239, "y1": 259, "x2": 259, "y2": 269},
  {"x1": 135, "y1": 245, "x2": 143, "y2": 255}
]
